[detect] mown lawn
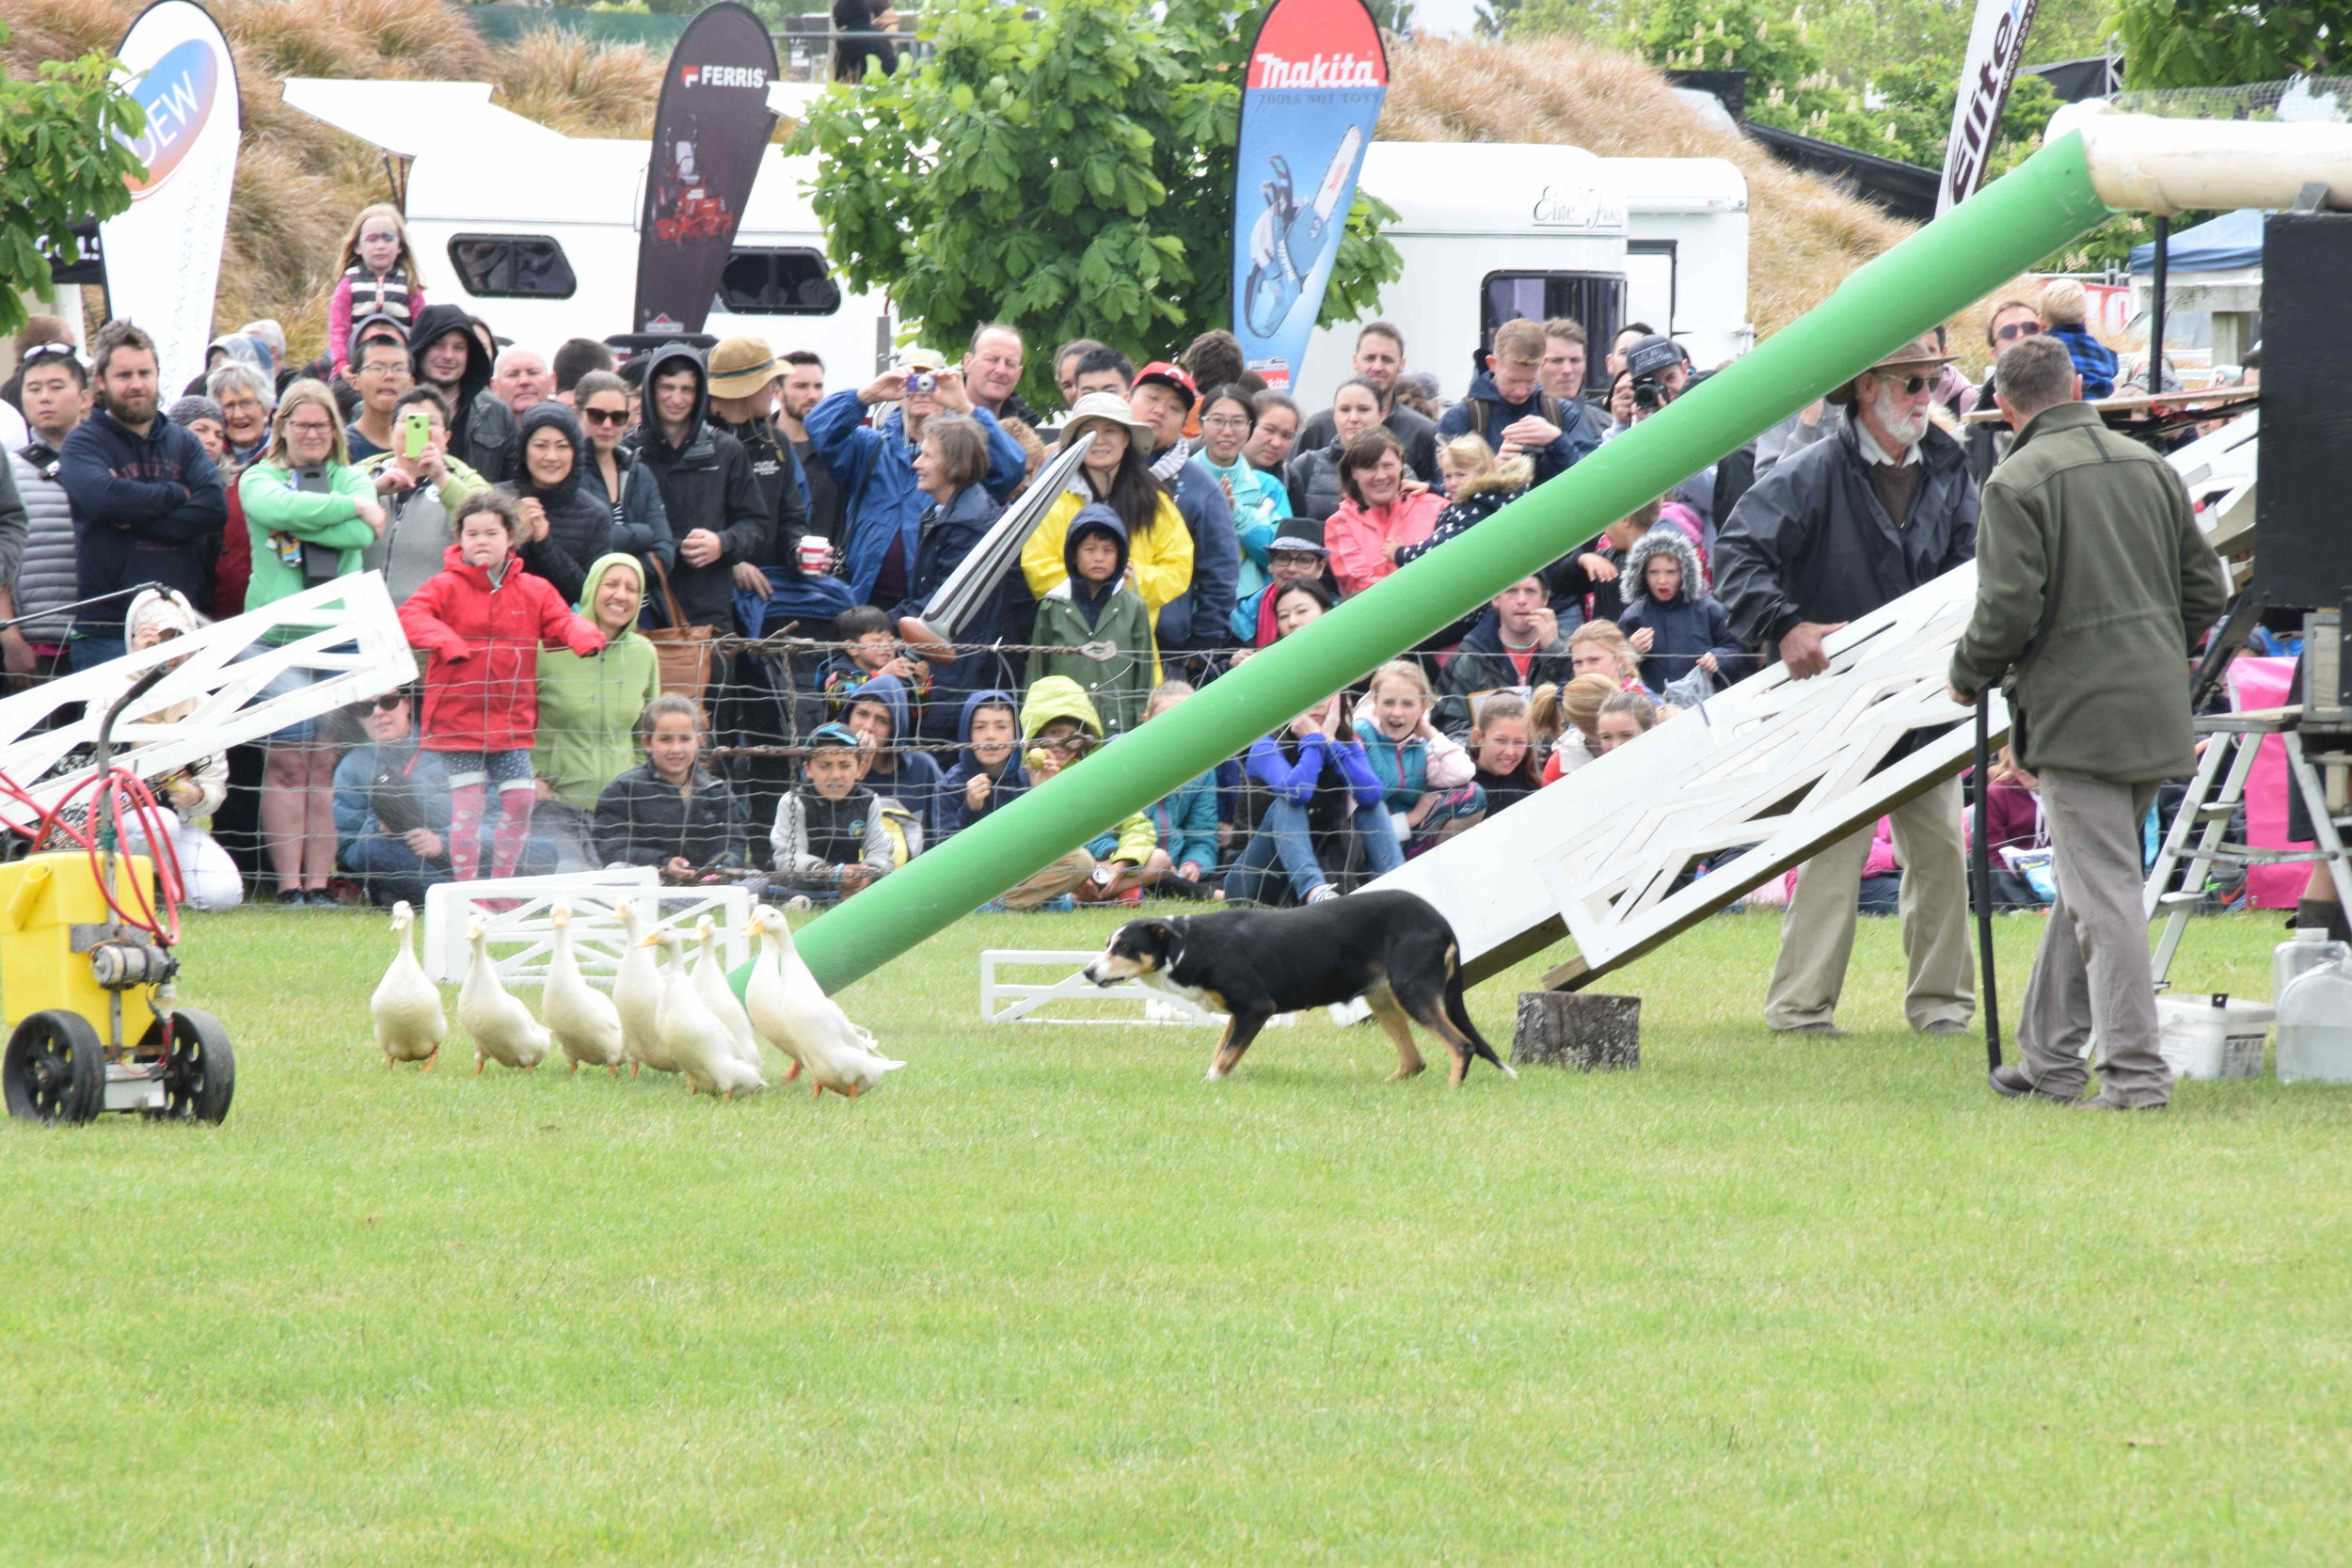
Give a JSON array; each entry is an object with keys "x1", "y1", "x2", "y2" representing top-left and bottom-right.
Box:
[{"x1": 4, "y1": 903, "x2": 2347, "y2": 1565}]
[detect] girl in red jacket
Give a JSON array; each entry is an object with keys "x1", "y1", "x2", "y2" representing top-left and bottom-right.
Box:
[{"x1": 398, "y1": 490, "x2": 606, "y2": 881}]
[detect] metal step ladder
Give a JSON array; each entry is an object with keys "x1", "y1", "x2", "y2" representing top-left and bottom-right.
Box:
[{"x1": 2145, "y1": 706, "x2": 2352, "y2": 988}]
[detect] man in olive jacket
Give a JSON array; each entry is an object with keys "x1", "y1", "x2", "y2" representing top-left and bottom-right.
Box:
[{"x1": 1948, "y1": 334, "x2": 2228, "y2": 1111}]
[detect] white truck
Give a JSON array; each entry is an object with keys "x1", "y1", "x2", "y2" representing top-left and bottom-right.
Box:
[{"x1": 283, "y1": 80, "x2": 1749, "y2": 402}]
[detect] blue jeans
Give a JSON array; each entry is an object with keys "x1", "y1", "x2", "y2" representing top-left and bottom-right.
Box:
[
  {"x1": 72, "y1": 636, "x2": 126, "y2": 673},
  {"x1": 1223, "y1": 797, "x2": 1405, "y2": 905},
  {"x1": 341, "y1": 835, "x2": 448, "y2": 908}
]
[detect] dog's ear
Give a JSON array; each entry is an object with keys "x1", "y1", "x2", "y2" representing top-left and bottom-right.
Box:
[{"x1": 1142, "y1": 921, "x2": 1180, "y2": 949}]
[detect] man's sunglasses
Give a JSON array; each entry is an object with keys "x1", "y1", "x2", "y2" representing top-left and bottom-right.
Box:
[
  {"x1": 1994, "y1": 322, "x2": 2042, "y2": 343},
  {"x1": 1881, "y1": 374, "x2": 1932, "y2": 396},
  {"x1": 580, "y1": 406, "x2": 629, "y2": 426}
]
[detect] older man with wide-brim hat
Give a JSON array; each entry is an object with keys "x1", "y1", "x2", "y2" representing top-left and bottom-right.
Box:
[
  {"x1": 1714, "y1": 331, "x2": 1981, "y2": 1038},
  {"x1": 702, "y1": 334, "x2": 813, "y2": 576}
]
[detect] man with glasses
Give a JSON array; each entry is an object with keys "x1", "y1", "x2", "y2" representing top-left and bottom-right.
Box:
[
  {"x1": 1965, "y1": 298, "x2": 2044, "y2": 484},
  {"x1": 1715, "y1": 333, "x2": 1981, "y2": 1040},
  {"x1": 342, "y1": 336, "x2": 415, "y2": 461},
  {"x1": 59, "y1": 320, "x2": 227, "y2": 669}
]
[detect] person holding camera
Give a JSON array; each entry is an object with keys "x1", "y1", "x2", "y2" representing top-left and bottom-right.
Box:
[
  {"x1": 804, "y1": 347, "x2": 1026, "y2": 611},
  {"x1": 1714, "y1": 334, "x2": 1980, "y2": 1038},
  {"x1": 1435, "y1": 319, "x2": 1598, "y2": 486}
]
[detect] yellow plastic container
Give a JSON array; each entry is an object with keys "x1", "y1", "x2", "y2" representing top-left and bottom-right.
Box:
[{"x1": 0, "y1": 850, "x2": 160, "y2": 1042}]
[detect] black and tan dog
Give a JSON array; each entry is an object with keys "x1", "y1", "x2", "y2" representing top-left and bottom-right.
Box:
[{"x1": 1084, "y1": 890, "x2": 1515, "y2": 1086}]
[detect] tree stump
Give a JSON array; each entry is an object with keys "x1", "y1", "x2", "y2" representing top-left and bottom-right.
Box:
[{"x1": 1512, "y1": 991, "x2": 1641, "y2": 1071}]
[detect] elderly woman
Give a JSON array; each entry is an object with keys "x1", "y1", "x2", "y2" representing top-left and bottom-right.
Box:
[
  {"x1": 206, "y1": 360, "x2": 276, "y2": 467},
  {"x1": 239, "y1": 378, "x2": 387, "y2": 906}
]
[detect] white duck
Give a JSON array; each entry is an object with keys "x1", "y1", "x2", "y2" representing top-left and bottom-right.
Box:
[
  {"x1": 613, "y1": 898, "x2": 676, "y2": 1078},
  {"x1": 369, "y1": 900, "x2": 446, "y2": 1069},
  {"x1": 459, "y1": 918, "x2": 551, "y2": 1073},
  {"x1": 691, "y1": 916, "x2": 763, "y2": 1074},
  {"x1": 544, "y1": 900, "x2": 627, "y2": 1076},
  {"x1": 648, "y1": 928, "x2": 764, "y2": 1100},
  {"x1": 740, "y1": 907, "x2": 903, "y2": 1100}
]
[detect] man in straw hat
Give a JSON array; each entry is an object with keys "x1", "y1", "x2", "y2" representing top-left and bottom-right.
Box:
[
  {"x1": 1715, "y1": 332, "x2": 1982, "y2": 1038},
  {"x1": 705, "y1": 335, "x2": 812, "y2": 584}
]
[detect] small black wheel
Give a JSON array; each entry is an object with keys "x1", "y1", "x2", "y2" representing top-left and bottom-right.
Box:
[
  {"x1": 158, "y1": 1007, "x2": 234, "y2": 1124},
  {"x1": 5, "y1": 1011, "x2": 105, "y2": 1124}
]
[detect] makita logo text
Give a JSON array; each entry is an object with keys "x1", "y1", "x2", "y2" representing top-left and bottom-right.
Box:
[
  {"x1": 681, "y1": 64, "x2": 768, "y2": 88},
  {"x1": 1251, "y1": 52, "x2": 1381, "y2": 88}
]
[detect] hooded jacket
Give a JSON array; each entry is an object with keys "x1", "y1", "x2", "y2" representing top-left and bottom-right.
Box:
[
  {"x1": 405, "y1": 304, "x2": 492, "y2": 465},
  {"x1": 623, "y1": 342, "x2": 773, "y2": 628},
  {"x1": 707, "y1": 406, "x2": 810, "y2": 556},
  {"x1": 57, "y1": 404, "x2": 228, "y2": 638},
  {"x1": 534, "y1": 552, "x2": 664, "y2": 810},
  {"x1": 1018, "y1": 480, "x2": 1193, "y2": 629},
  {"x1": 935, "y1": 688, "x2": 1029, "y2": 839},
  {"x1": 1018, "y1": 676, "x2": 1156, "y2": 865},
  {"x1": 595, "y1": 761, "x2": 748, "y2": 870},
  {"x1": 891, "y1": 482, "x2": 1012, "y2": 744},
  {"x1": 1615, "y1": 528, "x2": 1749, "y2": 692},
  {"x1": 399, "y1": 543, "x2": 607, "y2": 753},
  {"x1": 1392, "y1": 467, "x2": 1530, "y2": 569},
  {"x1": 770, "y1": 775, "x2": 920, "y2": 891},
  {"x1": 1432, "y1": 617, "x2": 1577, "y2": 739},
  {"x1": 1714, "y1": 415, "x2": 1978, "y2": 653},
  {"x1": 1030, "y1": 503, "x2": 1155, "y2": 736},
  {"x1": 1435, "y1": 371, "x2": 1599, "y2": 484},
  {"x1": 804, "y1": 389, "x2": 1025, "y2": 606},
  {"x1": 840, "y1": 671, "x2": 946, "y2": 832},
  {"x1": 511, "y1": 402, "x2": 615, "y2": 605}
]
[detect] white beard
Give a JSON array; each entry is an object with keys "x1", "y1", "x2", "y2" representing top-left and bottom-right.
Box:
[{"x1": 1868, "y1": 385, "x2": 1930, "y2": 450}]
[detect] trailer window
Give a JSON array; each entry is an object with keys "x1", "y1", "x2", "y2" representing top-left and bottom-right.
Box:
[
  {"x1": 718, "y1": 248, "x2": 841, "y2": 315},
  {"x1": 1481, "y1": 272, "x2": 1625, "y2": 394},
  {"x1": 447, "y1": 234, "x2": 577, "y2": 300}
]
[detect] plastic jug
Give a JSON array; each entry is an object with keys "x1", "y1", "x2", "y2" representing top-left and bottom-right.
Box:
[
  {"x1": 2275, "y1": 962, "x2": 2352, "y2": 1085},
  {"x1": 2272, "y1": 928, "x2": 2350, "y2": 1004}
]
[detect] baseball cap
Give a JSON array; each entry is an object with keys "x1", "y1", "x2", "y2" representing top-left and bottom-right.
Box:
[
  {"x1": 805, "y1": 722, "x2": 862, "y2": 752},
  {"x1": 706, "y1": 337, "x2": 780, "y2": 398},
  {"x1": 1622, "y1": 334, "x2": 1686, "y2": 381},
  {"x1": 1134, "y1": 360, "x2": 1197, "y2": 410}
]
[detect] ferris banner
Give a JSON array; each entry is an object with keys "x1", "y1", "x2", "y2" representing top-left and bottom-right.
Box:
[
  {"x1": 634, "y1": 1, "x2": 778, "y2": 336},
  {"x1": 1231, "y1": 0, "x2": 1390, "y2": 393},
  {"x1": 101, "y1": 0, "x2": 242, "y2": 395},
  {"x1": 1937, "y1": 0, "x2": 2042, "y2": 214}
]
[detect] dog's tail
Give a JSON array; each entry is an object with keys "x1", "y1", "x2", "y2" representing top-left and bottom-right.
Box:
[{"x1": 1444, "y1": 943, "x2": 1516, "y2": 1080}]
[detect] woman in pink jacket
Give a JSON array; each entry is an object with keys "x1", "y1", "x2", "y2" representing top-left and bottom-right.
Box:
[{"x1": 1323, "y1": 428, "x2": 1444, "y2": 596}]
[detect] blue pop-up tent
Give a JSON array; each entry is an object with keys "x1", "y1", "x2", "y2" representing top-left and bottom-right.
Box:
[{"x1": 2130, "y1": 208, "x2": 2265, "y2": 272}]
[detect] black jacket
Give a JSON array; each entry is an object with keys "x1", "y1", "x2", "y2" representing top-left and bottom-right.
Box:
[
  {"x1": 406, "y1": 304, "x2": 493, "y2": 467},
  {"x1": 708, "y1": 409, "x2": 809, "y2": 563},
  {"x1": 1713, "y1": 417, "x2": 1979, "y2": 653},
  {"x1": 592, "y1": 762, "x2": 748, "y2": 869},
  {"x1": 512, "y1": 402, "x2": 614, "y2": 606},
  {"x1": 623, "y1": 342, "x2": 772, "y2": 628},
  {"x1": 56, "y1": 406, "x2": 227, "y2": 637},
  {"x1": 1296, "y1": 399, "x2": 1441, "y2": 483},
  {"x1": 1433, "y1": 618, "x2": 1576, "y2": 738}
]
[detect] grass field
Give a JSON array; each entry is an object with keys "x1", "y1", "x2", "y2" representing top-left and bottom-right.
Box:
[{"x1": 6, "y1": 903, "x2": 2349, "y2": 1565}]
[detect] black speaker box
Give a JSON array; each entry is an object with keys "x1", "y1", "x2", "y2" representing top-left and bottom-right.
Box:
[{"x1": 2254, "y1": 212, "x2": 2352, "y2": 610}]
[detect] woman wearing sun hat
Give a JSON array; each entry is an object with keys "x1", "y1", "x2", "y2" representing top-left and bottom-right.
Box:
[{"x1": 1016, "y1": 389, "x2": 1194, "y2": 629}]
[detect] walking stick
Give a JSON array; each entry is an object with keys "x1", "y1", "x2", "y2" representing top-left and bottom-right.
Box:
[{"x1": 1973, "y1": 699, "x2": 2002, "y2": 1069}]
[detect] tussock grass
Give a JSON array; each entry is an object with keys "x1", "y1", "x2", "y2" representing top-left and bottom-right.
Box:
[{"x1": 4, "y1": 903, "x2": 2346, "y2": 1563}]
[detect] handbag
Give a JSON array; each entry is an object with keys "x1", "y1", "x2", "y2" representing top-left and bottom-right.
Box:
[{"x1": 643, "y1": 552, "x2": 717, "y2": 705}]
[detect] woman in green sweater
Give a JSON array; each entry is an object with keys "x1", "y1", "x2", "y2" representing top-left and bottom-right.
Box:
[
  {"x1": 532, "y1": 551, "x2": 663, "y2": 868},
  {"x1": 238, "y1": 378, "x2": 386, "y2": 905}
]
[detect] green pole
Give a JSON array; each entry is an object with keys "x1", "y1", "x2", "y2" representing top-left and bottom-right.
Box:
[{"x1": 789, "y1": 131, "x2": 2114, "y2": 993}]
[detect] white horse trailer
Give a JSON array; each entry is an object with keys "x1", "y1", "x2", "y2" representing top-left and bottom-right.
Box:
[{"x1": 279, "y1": 78, "x2": 893, "y2": 372}]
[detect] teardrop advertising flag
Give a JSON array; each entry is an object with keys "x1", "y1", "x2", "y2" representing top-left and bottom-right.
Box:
[
  {"x1": 635, "y1": 1, "x2": 779, "y2": 336},
  {"x1": 100, "y1": 0, "x2": 242, "y2": 394},
  {"x1": 1231, "y1": 0, "x2": 1390, "y2": 393}
]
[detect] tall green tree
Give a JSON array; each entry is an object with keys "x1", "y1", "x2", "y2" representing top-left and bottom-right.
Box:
[
  {"x1": 0, "y1": 24, "x2": 147, "y2": 339},
  {"x1": 793, "y1": 0, "x2": 1402, "y2": 408},
  {"x1": 2108, "y1": 0, "x2": 2352, "y2": 88}
]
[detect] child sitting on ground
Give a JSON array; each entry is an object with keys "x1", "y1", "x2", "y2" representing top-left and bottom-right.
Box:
[
  {"x1": 592, "y1": 694, "x2": 750, "y2": 880},
  {"x1": 398, "y1": 488, "x2": 606, "y2": 881},
  {"x1": 1018, "y1": 676, "x2": 1157, "y2": 905},
  {"x1": 1592, "y1": 689, "x2": 1659, "y2": 754},
  {"x1": 770, "y1": 722, "x2": 923, "y2": 899},
  {"x1": 840, "y1": 672, "x2": 946, "y2": 835},
  {"x1": 1537, "y1": 673, "x2": 1621, "y2": 783},
  {"x1": 819, "y1": 604, "x2": 930, "y2": 721},
  {"x1": 1030, "y1": 502, "x2": 1155, "y2": 735},
  {"x1": 935, "y1": 689, "x2": 1026, "y2": 843},
  {"x1": 1226, "y1": 692, "x2": 1402, "y2": 906},
  {"x1": 1566, "y1": 619, "x2": 1645, "y2": 691},
  {"x1": 1134, "y1": 680, "x2": 1224, "y2": 900},
  {"x1": 1615, "y1": 529, "x2": 1748, "y2": 696},
  {"x1": 1468, "y1": 691, "x2": 1542, "y2": 814},
  {"x1": 1356, "y1": 659, "x2": 1485, "y2": 857}
]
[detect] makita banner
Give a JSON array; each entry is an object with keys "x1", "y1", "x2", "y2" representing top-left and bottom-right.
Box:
[
  {"x1": 1232, "y1": 0, "x2": 1390, "y2": 393},
  {"x1": 634, "y1": 1, "x2": 778, "y2": 335},
  {"x1": 101, "y1": 0, "x2": 241, "y2": 394},
  {"x1": 1936, "y1": 0, "x2": 2042, "y2": 214}
]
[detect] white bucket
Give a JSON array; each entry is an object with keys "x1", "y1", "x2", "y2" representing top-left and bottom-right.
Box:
[{"x1": 2156, "y1": 993, "x2": 2272, "y2": 1081}]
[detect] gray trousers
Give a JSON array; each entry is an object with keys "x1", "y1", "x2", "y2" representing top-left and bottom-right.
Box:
[
  {"x1": 2017, "y1": 768, "x2": 2169, "y2": 1105},
  {"x1": 1765, "y1": 777, "x2": 1976, "y2": 1031}
]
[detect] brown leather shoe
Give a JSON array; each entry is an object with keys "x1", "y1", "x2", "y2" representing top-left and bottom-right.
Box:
[{"x1": 1989, "y1": 1064, "x2": 2081, "y2": 1102}]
